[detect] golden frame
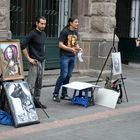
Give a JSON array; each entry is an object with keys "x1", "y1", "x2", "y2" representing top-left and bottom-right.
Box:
[{"x1": 0, "y1": 40, "x2": 24, "y2": 81}]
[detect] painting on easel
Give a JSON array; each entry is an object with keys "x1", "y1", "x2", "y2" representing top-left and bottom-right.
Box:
[{"x1": 112, "y1": 52, "x2": 122, "y2": 75}]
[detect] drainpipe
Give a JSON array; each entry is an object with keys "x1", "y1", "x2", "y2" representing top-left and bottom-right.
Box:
[{"x1": 130, "y1": 0, "x2": 140, "y2": 38}]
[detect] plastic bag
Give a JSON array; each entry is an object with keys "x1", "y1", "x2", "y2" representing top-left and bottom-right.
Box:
[{"x1": 0, "y1": 109, "x2": 14, "y2": 126}]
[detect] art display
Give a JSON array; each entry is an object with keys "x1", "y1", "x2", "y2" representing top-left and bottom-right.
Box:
[
  {"x1": 0, "y1": 40, "x2": 24, "y2": 81},
  {"x1": 112, "y1": 52, "x2": 122, "y2": 75},
  {"x1": 3, "y1": 81, "x2": 39, "y2": 127}
]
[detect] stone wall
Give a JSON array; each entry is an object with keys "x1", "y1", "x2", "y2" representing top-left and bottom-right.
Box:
[
  {"x1": 73, "y1": 0, "x2": 118, "y2": 78},
  {"x1": 0, "y1": 0, "x2": 11, "y2": 39}
]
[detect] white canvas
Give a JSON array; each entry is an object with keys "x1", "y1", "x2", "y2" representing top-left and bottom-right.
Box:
[
  {"x1": 112, "y1": 52, "x2": 122, "y2": 75},
  {"x1": 94, "y1": 88, "x2": 120, "y2": 109},
  {"x1": 62, "y1": 81, "x2": 100, "y2": 90}
]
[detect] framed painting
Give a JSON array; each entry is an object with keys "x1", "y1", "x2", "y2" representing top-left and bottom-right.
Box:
[
  {"x1": 3, "y1": 81, "x2": 40, "y2": 127},
  {"x1": 0, "y1": 40, "x2": 24, "y2": 81},
  {"x1": 112, "y1": 52, "x2": 122, "y2": 75}
]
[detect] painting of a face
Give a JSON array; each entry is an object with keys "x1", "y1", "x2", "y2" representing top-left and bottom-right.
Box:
[
  {"x1": 6, "y1": 47, "x2": 13, "y2": 60},
  {"x1": 112, "y1": 52, "x2": 122, "y2": 75},
  {"x1": 114, "y1": 57, "x2": 119, "y2": 72}
]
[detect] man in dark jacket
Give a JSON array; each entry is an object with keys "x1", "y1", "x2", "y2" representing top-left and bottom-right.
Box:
[{"x1": 21, "y1": 16, "x2": 47, "y2": 108}]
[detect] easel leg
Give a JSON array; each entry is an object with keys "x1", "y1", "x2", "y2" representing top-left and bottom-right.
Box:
[
  {"x1": 120, "y1": 74, "x2": 128, "y2": 102},
  {"x1": 34, "y1": 98, "x2": 50, "y2": 118},
  {"x1": 30, "y1": 87, "x2": 49, "y2": 118}
]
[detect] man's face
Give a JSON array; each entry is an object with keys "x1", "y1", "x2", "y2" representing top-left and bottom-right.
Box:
[
  {"x1": 70, "y1": 19, "x2": 79, "y2": 29},
  {"x1": 114, "y1": 58, "x2": 119, "y2": 71},
  {"x1": 7, "y1": 47, "x2": 13, "y2": 59},
  {"x1": 36, "y1": 19, "x2": 46, "y2": 31}
]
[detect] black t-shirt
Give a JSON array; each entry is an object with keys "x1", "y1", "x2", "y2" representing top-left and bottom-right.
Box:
[
  {"x1": 59, "y1": 27, "x2": 78, "y2": 56},
  {"x1": 21, "y1": 29, "x2": 46, "y2": 62}
]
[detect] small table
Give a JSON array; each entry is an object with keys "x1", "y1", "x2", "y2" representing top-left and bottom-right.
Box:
[{"x1": 62, "y1": 81, "x2": 100, "y2": 108}]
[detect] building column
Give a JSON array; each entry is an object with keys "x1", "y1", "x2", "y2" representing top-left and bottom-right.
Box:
[
  {"x1": 0, "y1": 0, "x2": 11, "y2": 39},
  {"x1": 73, "y1": 0, "x2": 118, "y2": 78}
]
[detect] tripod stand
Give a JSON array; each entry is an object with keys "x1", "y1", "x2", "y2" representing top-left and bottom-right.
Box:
[{"x1": 93, "y1": 28, "x2": 128, "y2": 102}]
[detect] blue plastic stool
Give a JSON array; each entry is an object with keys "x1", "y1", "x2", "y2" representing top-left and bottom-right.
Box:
[
  {"x1": 62, "y1": 82, "x2": 100, "y2": 108},
  {"x1": 71, "y1": 88, "x2": 94, "y2": 108}
]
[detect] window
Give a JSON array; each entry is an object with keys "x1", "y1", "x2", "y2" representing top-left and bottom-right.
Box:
[{"x1": 10, "y1": 0, "x2": 59, "y2": 37}]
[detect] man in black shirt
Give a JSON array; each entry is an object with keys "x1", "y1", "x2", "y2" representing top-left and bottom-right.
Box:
[
  {"x1": 52, "y1": 17, "x2": 81, "y2": 102},
  {"x1": 21, "y1": 16, "x2": 47, "y2": 108}
]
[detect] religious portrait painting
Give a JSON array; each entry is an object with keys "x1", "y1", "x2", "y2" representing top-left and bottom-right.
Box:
[{"x1": 0, "y1": 40, "x2": 24, "y2": 81}]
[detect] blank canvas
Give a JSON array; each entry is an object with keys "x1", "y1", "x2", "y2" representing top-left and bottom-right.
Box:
[{"x1": 94, "y1": 88, "x2": 120, "y2": 109}]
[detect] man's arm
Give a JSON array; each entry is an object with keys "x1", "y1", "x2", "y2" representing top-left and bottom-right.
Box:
[
  {"x1": 59, "y1": 42, "x2": 80, "y2": 54},
  {"x1": 22, "y1": 48, "x2": 37, "y2": 65}
]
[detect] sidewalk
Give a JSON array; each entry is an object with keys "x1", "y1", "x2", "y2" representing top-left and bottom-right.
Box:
[{"x1": 0, "y1": 64, "x2": 140, "y2": 140}]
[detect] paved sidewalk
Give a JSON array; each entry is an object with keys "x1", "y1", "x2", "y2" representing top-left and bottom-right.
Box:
[{"x1": 0, "y1": 64, "x2": 140, "y2": 140}]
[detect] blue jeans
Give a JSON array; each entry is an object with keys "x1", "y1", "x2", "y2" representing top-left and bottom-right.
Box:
[{"x1": 53, "y1": 55, "x2": 76, "y2": 97}]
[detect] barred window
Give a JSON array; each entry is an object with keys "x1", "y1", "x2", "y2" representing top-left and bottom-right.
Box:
[{"x1": 10, "y1": 0, "x2": 59, "y2": 37}]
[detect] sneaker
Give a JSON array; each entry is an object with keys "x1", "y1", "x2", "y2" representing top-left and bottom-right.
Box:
[
  {"x1": 60, "y1": 95, "x2": 71, "y2": 100},
  {"x1": 53, "y1": 96, "x2": 60, "y2": 102},
  {"x1": 34, "y1": 100, "x2": 47, "y2": 109}
]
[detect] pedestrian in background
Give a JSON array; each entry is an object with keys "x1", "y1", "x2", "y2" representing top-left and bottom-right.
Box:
[
  {"x1": 21, "y1": 16, "x2": 47, "y2": 108},
  {"x1": 53, "y1": 17, "x2": 81, "y2": 102}
]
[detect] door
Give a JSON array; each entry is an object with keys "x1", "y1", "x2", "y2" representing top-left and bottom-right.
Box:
[
  {"x1": 10, "y1": 0, "x2": 71, "y2": 70},
  {"x1": 116, "y1": 0, "x2": 140, "y2": 63}
]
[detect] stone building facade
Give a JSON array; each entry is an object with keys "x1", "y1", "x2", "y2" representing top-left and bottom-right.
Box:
[
  {"x1": 72, "y1": 0, "x2": 118, "y2": 76},
  {"x1": 0, "y1": 0, "x2": 11, "y2": 39},
  {"x1": 0, "y1": 0, "x2": 119, "y2": 77}
]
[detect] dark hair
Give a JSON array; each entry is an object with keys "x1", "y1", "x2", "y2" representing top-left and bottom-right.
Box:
[
  {"x1": 36, "y1": 16, "x2": 46, "y2": 23},
  {"x1": 64, "y1": 17, "x2": 78, "y2": 28},
  {"x1": 32, "y1": 16, "x2": 46, "y2": 29},
  {"x1": 4, "y1": 45, "x2": 18, "y2": 61}
]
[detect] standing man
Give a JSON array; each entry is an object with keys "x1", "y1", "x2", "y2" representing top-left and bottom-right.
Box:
[
  {"x1": 21, "y1": 16, "x2": 47, "y2": 108},
  {"x1": 52, "y1": 17, "x2": 81, "y2": 102}
]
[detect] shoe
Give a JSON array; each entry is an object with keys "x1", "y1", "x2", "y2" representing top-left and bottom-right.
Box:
[
  {"x1": 53, "y1": 96, "x2": 60, "y2": 102},
  {"x1": 34, "y1": 100, "x2": 47, "y2": 109},
  {"x1": 60, "y1": 95, "x2": 71, "y2": 100}
]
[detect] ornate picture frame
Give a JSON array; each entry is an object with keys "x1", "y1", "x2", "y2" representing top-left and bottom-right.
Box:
[
  {"x1": 0, "y1": 40, "x2": 24, "y2": 81},
  {"x1": 3, "y1": 81, "x2": 40, "y2": 127}
]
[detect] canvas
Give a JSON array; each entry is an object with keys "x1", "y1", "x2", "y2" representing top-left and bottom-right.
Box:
[
  {"x1": 94, "y1": 88, "x2": 120, "y2": 109},
  {"x1": 0, "y1": 40, "x2": 24, "y2": 81},
  {"x1": 112, "y1": 52, "x2": 122, "y2": 75},
  {"x1": 3, "y1": 81, "x2": 39, "y2": 127}
]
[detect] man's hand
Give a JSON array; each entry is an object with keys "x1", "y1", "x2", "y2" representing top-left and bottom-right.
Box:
[
  {"x1": 72, "y1": 46, "x2": 82, "y2": 54},
  {"x1": 28, "y1": 57, "x2": 38, "y2": 65}
]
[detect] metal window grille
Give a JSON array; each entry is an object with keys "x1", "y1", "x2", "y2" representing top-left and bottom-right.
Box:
[{"x1": 10, "y1": 0, "x2": 60, "y2": 37}]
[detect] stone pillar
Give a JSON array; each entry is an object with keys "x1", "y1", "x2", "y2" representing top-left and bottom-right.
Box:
[
  {"x1": 0, "y1": 0, "x2": 11, "y2": 39},
  {"x1": 73, "y1": 0, "x2": 118, "y2": 78}
]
